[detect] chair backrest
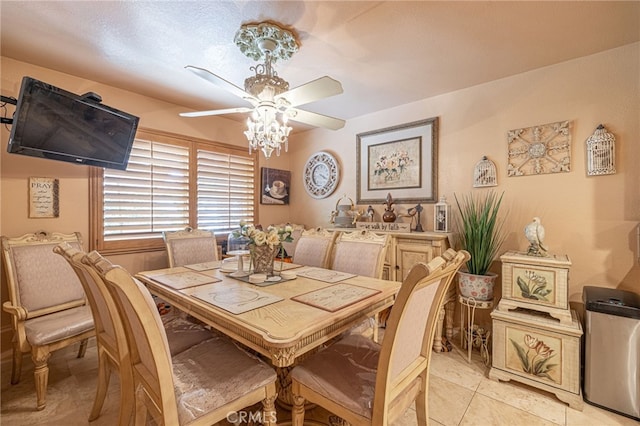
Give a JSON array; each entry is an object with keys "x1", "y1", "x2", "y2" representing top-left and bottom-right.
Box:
[
  {"x1": 273, "y1": 223, "x2": 305, "y2": 257},
  {"x1": 163, "y1": 227, "x2": 218, "y2": 267},
  {"x1": 292, "y1": 227, "x2": 337, "y2": 268},
  {"x1": 329, "y1": 230, "x2": 389, "y2": 278},
  {"x1": 372, "y1": 248, "x2": 469, "y2": 422},
  {"x1": 1, "y1": 231, "x2": 86, "y2": 320},
  {"x1": 53, "y1": 243, "x2": 129, "y2": 366},
  {"x1": 85, "y1": 251, "x2": 179, "y2": 423}
]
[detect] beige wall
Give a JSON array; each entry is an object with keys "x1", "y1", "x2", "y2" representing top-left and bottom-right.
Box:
[
  {"x1": 0, "y1": 58, "x2": 291, "y2": 352},
  {"x1": 1, "y1": 43, "x2": 638, "y2": 354},
  {"x1": 287, "y1": 43, "x2": 640, "y2": 302}
]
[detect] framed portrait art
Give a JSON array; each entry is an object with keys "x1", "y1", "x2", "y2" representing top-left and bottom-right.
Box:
[{"x1": 356, "y1": 117, "x2": 438, "y2": 204}]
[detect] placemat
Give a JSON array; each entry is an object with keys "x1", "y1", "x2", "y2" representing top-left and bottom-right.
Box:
[
  {"x1": 190, "y1": 286, "x2": 283, "y2": 314},
  {"x1": 152, "y1": 271, "x2": 221, "y2": 290},
  {"x1": 231, "y1": 274, "x2": 297, "y2": 287},
  {"x1": 294, "y1": 267, "x2": 356, "y2": 283},
  {"x1": 184, "y1": 260, "x2": 222, "y2": 271},
  {"x1": 272, "y1": 262, "x2": 304, "y2": 271},
  {"x1": 292, "y1": 283, "x2": 380, "y2": 312}
]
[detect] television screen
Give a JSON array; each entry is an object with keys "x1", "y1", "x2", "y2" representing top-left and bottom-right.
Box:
[{"x1": 7, "y1": 76, "x2": 139, "y2": 170}]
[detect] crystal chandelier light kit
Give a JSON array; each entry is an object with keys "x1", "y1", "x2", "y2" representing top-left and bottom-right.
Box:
[
  {"x1": 180, "y1": 22, "x2": 345, "y2": 159},
  {"x1": 235, "y1": 23, "x2": 297, "y2": 158}
]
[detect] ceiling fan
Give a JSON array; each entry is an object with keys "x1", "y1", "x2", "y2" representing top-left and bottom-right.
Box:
[{"x1": 180, "y1": 21, "x2": 345, "y2": 157}]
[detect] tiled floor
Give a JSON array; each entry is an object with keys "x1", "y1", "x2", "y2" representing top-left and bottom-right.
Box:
[{"x1": 1, "y1": 338, "x2": 636, "y2": 426}]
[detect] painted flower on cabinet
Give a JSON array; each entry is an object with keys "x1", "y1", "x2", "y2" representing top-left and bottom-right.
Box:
[
  {"x1": 516, "y1": 270, "x2": 552, "y2": 301},
  {"x1": 509, "y1": 334, "x2": 558, "y2": 383}
]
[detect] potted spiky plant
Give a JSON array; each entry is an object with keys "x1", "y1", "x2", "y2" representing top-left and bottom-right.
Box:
[{"x1": 454, "y1": 190, "x2": 506, "y2": 301}]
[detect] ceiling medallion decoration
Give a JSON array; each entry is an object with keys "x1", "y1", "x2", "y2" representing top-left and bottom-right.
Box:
[
  {"x1": 303, "y1": 152, "x2": 340, "y2": 199},
  {"x1": 507, "y1": 120, "x2": 571, "y2": 177},
  {"x1": 180, "y1": 22, "x2": 345, "y2": 159}
]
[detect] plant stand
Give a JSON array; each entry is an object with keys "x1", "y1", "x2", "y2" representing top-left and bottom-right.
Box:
[{"x1": 459, "y1": 295, "x2": 493, "y2": 366}]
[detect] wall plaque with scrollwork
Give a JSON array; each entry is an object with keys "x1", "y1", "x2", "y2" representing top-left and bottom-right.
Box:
[{"x1": 507, "y1": 120, "x2": 571, "y2": 177}]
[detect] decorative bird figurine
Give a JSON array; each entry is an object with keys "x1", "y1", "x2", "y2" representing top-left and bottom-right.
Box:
[{"x1": 524, "y1": 217, "x2": 548, "y2": 256}]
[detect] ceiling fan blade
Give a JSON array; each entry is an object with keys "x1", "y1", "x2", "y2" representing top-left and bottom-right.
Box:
[
  {"x1": 288, "y1": 108, "x2": 345, "y2": 130},
  {"x1": 180, "y1": 107, "x2": 253, "y2": 118},
  {"x1": 277, "y1": 76, "x2": 343, "y2": 107},
  {"x1": 185, "y1": 65, "x2": 257, "y2": 104}
]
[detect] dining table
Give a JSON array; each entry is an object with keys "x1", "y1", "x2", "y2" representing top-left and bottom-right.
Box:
[{"x1": 135, "y1": 260, "x2": 401, "y2": 406}]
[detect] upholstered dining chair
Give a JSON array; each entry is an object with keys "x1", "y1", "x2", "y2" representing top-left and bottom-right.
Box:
[
  {"x1": 163, "y1": 227, "x2": 219, "y2": 267},
  {"x1": 85, "y1": 251, "x2": 278, "y2": 426},
  {"x1": 290, "y1": 249, "x2": 470, "y2": 426},
  {"x1": 329, "y1": 229, "x2": 389, "y2": 279},
  {"x1": 292, "y1": 227, "x2": 338, "y2": 268},
  {"x1": 329, "y1": 230, "x2": 390, "y2": 341},
  {"x1": 0, "y1": 231, "x2": 95, "y2": 411},
  {"x1": 54, "y1": 243, "x2": 216, "y2": 423}
]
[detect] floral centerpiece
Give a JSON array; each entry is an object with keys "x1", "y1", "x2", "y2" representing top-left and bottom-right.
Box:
[{"x1": 231, "y1": 222, "x2": 293, "y2": 275}]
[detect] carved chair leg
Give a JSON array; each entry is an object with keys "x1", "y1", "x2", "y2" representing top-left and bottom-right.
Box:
[
  {"x1": 117, "y1": 370, "x2": 135, "y2": 426},
  {"x1": 77, "y1": 338, "x2": 89, "y2": 358},
  {"x1": 262, "y1": 390, "x2": 278, "y2": 426},
  {"x1": 88, "y1": 349, "x2": 111, "y2": 421},
  {"x1": 415, "y1": 388, "x2": 429, "y2": 426},
  {"x1": 10, "y1": 343, "x2": 22, "y2": 384},
  {"x1": 373, "y1": 313, "x2": 380, "y2": 343},
  {"x1": 291, "y1": 394, "x2": 306, "y2": 426},
  {"x1": 32, "y1": 349, "x2": 52, "y2": 411}
]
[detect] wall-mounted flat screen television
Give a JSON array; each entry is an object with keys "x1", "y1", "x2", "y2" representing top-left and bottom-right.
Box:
[{"x1": 7, "y1": 76, "x2": 139, "y2": 170}]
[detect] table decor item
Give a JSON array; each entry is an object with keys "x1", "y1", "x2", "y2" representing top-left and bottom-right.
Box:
[
  {"x1": 454, "y1": 190, "x2": 506, "y2": 301},
  {"x1": 231, "y1": 222, "x2": 294, "y2": 275},
  {"x1": 329, "y1": 195, "x2": 360, "y2": 228},
  {"x1": 434, "y1": 195, "x2": 450, "y2": 232},
  {"x1": 382, "y1": 192, "x2": 397, "y2": 222}
]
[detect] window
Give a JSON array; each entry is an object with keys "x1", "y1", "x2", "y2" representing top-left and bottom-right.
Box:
[{"x1": 90, "y1": 129, "x2": 257, "y2": 254}]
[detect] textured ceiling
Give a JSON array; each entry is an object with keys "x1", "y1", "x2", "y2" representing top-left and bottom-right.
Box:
[{"x1": 1, "y1": 1, "x2": 639, "y2": 130}]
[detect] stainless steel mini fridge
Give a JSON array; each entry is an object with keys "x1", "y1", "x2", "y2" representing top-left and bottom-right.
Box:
[{"x1": 583, "y1": 286, "x2": 640, "y2": 420}]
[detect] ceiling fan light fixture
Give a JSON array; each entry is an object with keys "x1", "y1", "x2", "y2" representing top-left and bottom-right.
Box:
[{"x1": 181, "y1": 21, "x2": 344, "y2": 159}]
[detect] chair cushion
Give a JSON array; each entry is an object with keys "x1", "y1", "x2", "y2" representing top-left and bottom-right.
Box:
[
  {"x1": 12, "y1": 242, "x2": 85, "y2": 313},
  {"x1": 163, "y1": 316, "x2": 219, "y2": 356},
  {"x1": 291, "y1": 334, "x2": 381, "y2": 419},
  {"x1": 172, "y1": 336, "x2": 276, "y2": 424},
  {"x1": 24, "y1": 305, "x2": 94, "y2": 346}
]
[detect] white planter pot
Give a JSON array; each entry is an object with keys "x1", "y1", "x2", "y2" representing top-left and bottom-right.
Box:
[{"x1": 457, "y1": 271, "x2": 497, "y2": 301}]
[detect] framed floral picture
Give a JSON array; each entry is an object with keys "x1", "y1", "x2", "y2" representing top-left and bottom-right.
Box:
[{"x1": 356, "y1": 117, "x2": 438, "y2": 204}]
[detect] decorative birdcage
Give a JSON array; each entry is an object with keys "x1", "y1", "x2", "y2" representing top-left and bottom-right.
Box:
[
  {"x1": 586, "y1": 124, "x2": 616, "y2": 176},
  {"x1": 473, "y1": 156, "x2": 497, "y2": 187}
]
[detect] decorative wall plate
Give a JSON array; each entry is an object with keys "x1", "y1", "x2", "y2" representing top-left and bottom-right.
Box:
[{"x1": 303, "y1": 152, "x2": 340, "y2": 199}]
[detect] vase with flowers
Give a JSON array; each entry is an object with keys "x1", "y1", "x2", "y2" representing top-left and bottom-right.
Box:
[{"x1": 231, "y1": 222, "x2": 293, "y2": 275}]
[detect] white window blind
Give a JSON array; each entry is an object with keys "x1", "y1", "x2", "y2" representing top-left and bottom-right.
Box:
[
  {"x1": 95, "y1": 131, "x2": 257, "y2": 252},
  {"x1": 103, "y1": 139, "x2": 190, "y2": 241},
  {"x1": 196, "y1": 149, "x2": 255, "y2": 235}
]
